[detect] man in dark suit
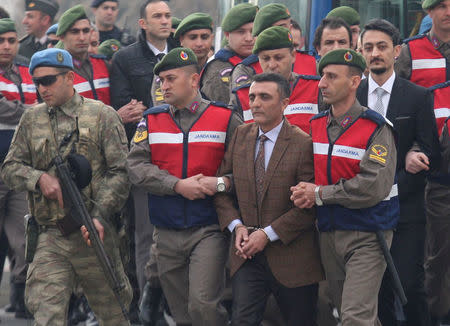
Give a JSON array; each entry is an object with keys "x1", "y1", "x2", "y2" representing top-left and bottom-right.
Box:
[
  {"x1": 357, "y1": 19, "x2": 441, "y2": 326},
  {"x1": 213, "y1": 73, "x2": 324, "y2": 326}
]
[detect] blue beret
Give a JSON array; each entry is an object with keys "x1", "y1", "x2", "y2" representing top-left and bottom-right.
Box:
[
  {"x1": 46, "y1": 23, "x2": 58, "y2": 35},
  {"x1": 91, "y1": 0, "x2": 118, "y2": 8},
  {"x1": 419, "y1": 15, "x2": 432, "y2": 34},
  {"x1": 29, "y1": 49, "x2": 74, "y2": 75}
]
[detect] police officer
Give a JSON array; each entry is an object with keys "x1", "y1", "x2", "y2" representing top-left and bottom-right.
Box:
[
  {"x1": 231, "y1": 26, "x2": 322, "y2": 134},
  {"x1": 200, "y1": 3, "x2": 258, "y2": 104},
  {"x1": 396, "y1": 0, "x2": 450, "y2": 88},
  {"x1": 326, "y1": 6, "x2": 361, "y2": 51},
  {"x1": 57, "y1": 5, "x2": 111, "y2": 105},
  {"x1": 230, "y1": 3, "x2": 317, "y2": 94},
  {"x1": 19, "y1": 0, "x2": 59, "y2": 59},
  {"x1": 291, "y1": 49, "x2": 399, "y2": 326},
  {"x1": 1, "y1": 48, "x2": 132, "y2": 325},
  {"x1": 127, "y1": 47, "x2": 242, "y2": 325},
  {"x1": 0, "y1": 17, "x2": 36, "y2": 320}
]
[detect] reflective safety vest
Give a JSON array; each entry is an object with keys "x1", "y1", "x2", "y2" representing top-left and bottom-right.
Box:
[
  {"x1": 406, "y1": 35, "x2": 449, "y2": 88},
  {"x1": 429, "y1": 81, "x2": 450, "y2": 137},
  {"x1": 236, "y1": 75, "x2": 320, "y2": 133},
  {"x1": 0, "y1": 65, "x2": 36, "y2": 104},
  {"x1": 145, "y1": 103, "x2": 232, "y2": 229},
  {"x1": 0, "y1": 64, "x2": 37, "y2": 162},
  {"x1": 73, "y1": 56, "x2": 110, "y2": 105},
  {"x1": 310, "y1": 110, "x2": 399, "y2": 231},
  {"x1": 293, "y1": 51, "x2": 317, "y2": 76}
]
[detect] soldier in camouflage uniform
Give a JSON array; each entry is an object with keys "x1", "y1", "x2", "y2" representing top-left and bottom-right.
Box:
[{"x1": 1, "y1": 48, "x2": 132, "y2": 326}]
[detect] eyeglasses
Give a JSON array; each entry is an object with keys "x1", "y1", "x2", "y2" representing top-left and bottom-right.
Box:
[
  {"x1": 47, "y1": 39, "x2": 59, "y2": 46},
  {"x1": 0, "y1": 37, "x2": 17, "y2": 45},
  {"x1": 32, "y1": 72, "x2": 67, "y2": 87}
]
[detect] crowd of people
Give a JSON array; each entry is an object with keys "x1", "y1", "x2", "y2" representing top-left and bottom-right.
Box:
[{"x1": 0, "y1": 0, "x2": 449, "y2": 325}]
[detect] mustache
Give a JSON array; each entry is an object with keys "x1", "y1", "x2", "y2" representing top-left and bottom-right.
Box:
[{"x1": 370, "y1": 58, "x2": 384, "y2": 64}]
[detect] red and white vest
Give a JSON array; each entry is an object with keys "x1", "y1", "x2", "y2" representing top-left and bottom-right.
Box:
[
  {"x1": 147, "y1": 104, "x2": 232, "y2": 178},
  {"x1": 0, "y1": 65, "x2": 36, "y2": 104},
  {"x1": 293, "y1": 51, "x2": 317, "y2": 76},
  {"x1": 429, "y1": 81, "x2": 450, "y2": 137},
  {"x1": 407, "y1": 35, "x2": 448, "y2": 88},
  {"x1": 238, "y1": 75, "x2": 320, "y2": 133},
  {"x1": 73, "y1": 56, "x2": 110, "y2": 105}
]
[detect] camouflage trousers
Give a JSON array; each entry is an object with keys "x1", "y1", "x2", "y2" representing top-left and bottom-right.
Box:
[{"x1": 25, "y1": 223, "x2": 132, "y2": 326}]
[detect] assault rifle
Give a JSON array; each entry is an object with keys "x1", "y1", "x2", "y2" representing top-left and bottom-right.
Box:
[{"x1": 54, "y1": 154, "x2": 130, "y2": 321}]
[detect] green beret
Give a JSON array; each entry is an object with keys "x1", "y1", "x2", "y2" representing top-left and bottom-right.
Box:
[
  {"x1": 25, "y1": 0, "x2": 59, "y2": 19},
  {"x1": 221, "y1": 3, "x2": 259, "y2": 32},
  {"x1": 318, "y1": 48, "x2": 366, "y2": 75},
  {"x1": 422, "y1": 0, "x2": 444, "y2": 9},
  {"x1": 0, "y1": 18, "x2": 16, "y2": 35},
  {"x1": 172, "y1": 17, "x2": 182, "y2": 30},
  {"x1": 174, "y1": 13, "x2": 213, "y2": 39},
  {"x1": 154, "y1": 47, "x2": 198, "y2": 75},
  {"x1": 253, "y1": 26, "x2": 293, "y2": 54},
  {"x1": 56, "y1": 5, "x2": 88, "y2": 36},
  {"x1": 326, "y1": 6, "x2": 360, "y2": 26},
  {"x1": 98, "y1": 39, "x2": 121, "y2": 59},
  {"x1": 54, "y1": 40, "x2": 65, "y2": 49},
  {"x1": 252, "y1": 3, "x2": 291, "y2": 36}
]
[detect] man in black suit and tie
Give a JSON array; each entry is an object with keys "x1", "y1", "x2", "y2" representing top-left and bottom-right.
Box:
[{"x1": 357, "y1": 19, "x2": 441, "y2": 326}]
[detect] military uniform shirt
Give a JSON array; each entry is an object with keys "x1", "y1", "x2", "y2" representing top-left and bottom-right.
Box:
[{"x1": 18, "y1": 34, "x2": 48, "y2": 60}]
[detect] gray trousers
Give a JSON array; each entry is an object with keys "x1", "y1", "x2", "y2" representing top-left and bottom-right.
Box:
[
  {"x1": 154, "y1": 224, "x2": 229, "y2": 326},
  {"x1": 0, "y1": 180, "x2": 28, "y2": 284},
  {"x1": 320, "y1": 230, "x2": 393, "y2": 326}
]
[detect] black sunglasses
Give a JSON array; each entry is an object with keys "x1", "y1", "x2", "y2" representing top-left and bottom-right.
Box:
[
  {"x1": 32, "y1": 72, "x2": 67, "y2": 87},
  {"x1": 47, "y1": 39, "x2": 59, "y2": 46}
]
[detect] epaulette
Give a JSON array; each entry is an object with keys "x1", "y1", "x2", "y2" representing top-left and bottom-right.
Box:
[
  {"x1": 90, "y1": 53, "x2": 108, "y2": 60},
  {"x1": 19, "y1": 34, "x2": 31, "y2": 43},
  {"x1": 241, "y1": 54, "x2": 258, "y2": 66},
  {"x1": 214, "y1": 49, "x2": 235, "y2": 61},
  {"x1": 210, "y1": 101, "x2": 230, "y2": 109},
  {"x1": 310, "y1": 110, "x2": 329, "y2": 121},
  {"x1": 143, "y1": 104, "x2": 170, "y2": 116},
  {"x1": 429, "y1": 80, "x2": 450, "y2": 91},
  {"x1": 231, "y1": 83, "x2": 251, "y2": 94},
  {"x1": 402, "y1": 34, "x2": 426, "y2": 44},
  {"x1": 361, "y1": 109, "x2": 392, "y2": 127},
  {"x1": 298, "y1": 74, "x2": 320, "y2": 81}
]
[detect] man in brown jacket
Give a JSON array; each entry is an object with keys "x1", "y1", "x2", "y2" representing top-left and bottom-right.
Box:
[{"x1": 214, "y1": 72, "x2": 323, "y2": 326}]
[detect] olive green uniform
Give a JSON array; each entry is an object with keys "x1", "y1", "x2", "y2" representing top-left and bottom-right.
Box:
[{"x1": 1, "y1": 92, "x2": 132, "y2": 326}]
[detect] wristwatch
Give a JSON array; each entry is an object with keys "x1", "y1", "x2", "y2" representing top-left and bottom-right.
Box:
[
  {"x1": 217, "y1": 177, "x2": 226, "y2": 193},
  {"x1": 314, "y1": 186, "x2": 323, "y2": 206}
]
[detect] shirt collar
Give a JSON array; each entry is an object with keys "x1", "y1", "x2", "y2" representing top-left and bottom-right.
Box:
[
  {"x1": 170, "y1": 93, "x2": 204, "y2": 115},
  {"x1": 258, "y1": 119, "x2": 284, "y2": 143},
  {"x1": 35, "y1": 35, "x2": 48, "y2": 45},
  {"x1": 368, "y1": 71, "x2": 396, "y2": 95},
  {"x1": 56, "y1": 91, "x2": 82, "y2": 117},
  {"x1": 428, "y1": 30, "x2": 448, "y2": 49},
  {"x1": 146, "y1": 41, "x2": 168, "y2": 56}
]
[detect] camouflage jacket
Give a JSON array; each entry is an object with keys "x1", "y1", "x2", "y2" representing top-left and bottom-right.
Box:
[{"x1": 1, "y1": 92, "x2": 130, "y2": 225}]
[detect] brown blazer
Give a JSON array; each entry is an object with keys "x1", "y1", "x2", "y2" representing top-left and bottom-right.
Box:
[{"x1": 214, "y1": 119, "x2": 324, "y2": 288}]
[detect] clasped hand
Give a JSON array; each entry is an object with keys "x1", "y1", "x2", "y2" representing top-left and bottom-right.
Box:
[
  {"x1": 174, "y1": 174, "x2": 220, "y2": 200},
  {"x1": 290, "y1": 181, "x2": 317, "y2": 209}
]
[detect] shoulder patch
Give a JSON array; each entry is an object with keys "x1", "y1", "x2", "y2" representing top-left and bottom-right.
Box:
[
  {"x1": 133, "y1": 129, "x2": 148, "y2": 143},
  {"x1": 220, "y1": 67, "x2": 232, "y2": 76},
  {"x1": 235, "y1": 74, "x2": 249, "y2": 85},
  {"x1": 143, "y1": 104, "x2": 170, "y2": 116},
  {"x1": 403, "y1": 34, "x2": 426, "y2": 44},
  {"x1": 369, "y1": 144, "x2": 388, "y2": 165},
  {"x1": 241, "y1": 54, "x2": 259, "y2": 66}
]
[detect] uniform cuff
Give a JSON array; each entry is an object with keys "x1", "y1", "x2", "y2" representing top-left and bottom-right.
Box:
[
  {"x1": 28, "y1": 170, "x2": 45, "y2": 192},
  {"x1": 166, "y1": 175, "x2": 181, "y2": 195},
  {"x1": 320, "y1": 185, "x2": 336, "y2": 205}
]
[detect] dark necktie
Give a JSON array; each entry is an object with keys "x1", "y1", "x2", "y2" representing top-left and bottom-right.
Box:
[
  {"x1": 255, "y1": 134, "x2": 268, "y2": 204},
  {"x1": 157, "y1": 53, "x2": 165, "y2": 61}
]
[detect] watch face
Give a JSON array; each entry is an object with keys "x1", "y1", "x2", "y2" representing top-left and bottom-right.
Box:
[{"x1": 218, "y1": 183, "x2": 226, "y2": 192}]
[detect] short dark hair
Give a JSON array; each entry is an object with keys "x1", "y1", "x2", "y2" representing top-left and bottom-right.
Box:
[
  {"x1": 0, "y1": 6, "x2": 10, "y2": 19},
  {"x1": 140, "y1": 0, "x2": 168, "y2": 19},
  {"x1": 361, "y1": 18, "x2": 401, "y2": 46},
  {"x1": 313, "y1": 17, "x2": 352, "y2": 50},
  {"x1": 291, "y1": 19, "x2": 302, "y2": 33},
  {"x1": 252, "y1": 72, "x2": 291, "y2": 99}
]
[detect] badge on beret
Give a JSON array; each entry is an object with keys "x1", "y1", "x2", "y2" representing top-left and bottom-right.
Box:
[
  {"x1": 28, "y1": 2, "x2": 36, "y2": 8},
  {"x1": 180, "y1": 51, "x2": 189, "y2": 61},
  {"x1": 344, "y1": 51, "x2": 353, "y2": 62},
  {"x1": 288, "y1": 32, "x2": 293, "y2": 43},
  {"x1": 111, "y1": 44, "x2": 119, "y2": 51},
  {"x1": 369, "y1": 144, "x2": 387, "y2": 165},
  {"x1": 286, "y1": 8, "x2": 290, "y2": 15},
  {"x1": 56, "y1": 52, "x2": 64, "y2": 63}
]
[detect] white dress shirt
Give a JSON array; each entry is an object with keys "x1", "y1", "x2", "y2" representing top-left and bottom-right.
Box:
[
  {"x1": 368, "y1": 72, "x2": 396, "y2": 117},
  {"x1": 227, "y1": 120, "x2": 284, "y2": 241},
  {"x1": 146, "y1": 41, "x2": 168, "y2": 59}
]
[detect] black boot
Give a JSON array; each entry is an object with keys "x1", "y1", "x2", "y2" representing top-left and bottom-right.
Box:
[
  {"x1": 14, "y1": 283, "x2": 33, "y2": 319},
  {"x1": 139, "y1": 282, "x2": 163, "y2": 325}
]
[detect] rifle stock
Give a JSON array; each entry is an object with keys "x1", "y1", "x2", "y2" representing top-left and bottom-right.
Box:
[{"x1": 54, "y1": 155, "x2": 129, "y2": 321}]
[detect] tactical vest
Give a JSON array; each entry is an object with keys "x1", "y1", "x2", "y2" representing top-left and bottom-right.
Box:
[
  {"x1": 429, "y1": 81, "x2": 450, "y2": 137},
  {"x1": 73, "y1": 56, "x2": 110, "y2": 105},
  {"x1": 0, "y1": 65, "x2": 36, "y2": 104},
  {"x1": 145, "y1": 103, "x2": 232, "y2": 229},
  {"x1": 407, "y1": 35, "x2": 448, "y2": 88},
  {"x1": 310, "y1": 110, "x2": 399, "y2": 231},
  {"x1": 236, "y1": 75, "x2": 320, "y2": 133},
  {"x1": 293, "y1": 51, "x2": 317, "y2": 76}
]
